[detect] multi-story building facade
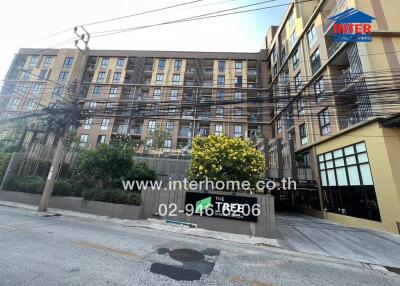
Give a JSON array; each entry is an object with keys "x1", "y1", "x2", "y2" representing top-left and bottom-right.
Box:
[
  {"x1": 1, "y1": 49, "x2": 271, "y2": 152},
  {"x1": 265, "y1": 0, "x2": 400, "y2": 234},
  {"x1": 1, "y1": 0, "x2": 399, "y2": 234}
]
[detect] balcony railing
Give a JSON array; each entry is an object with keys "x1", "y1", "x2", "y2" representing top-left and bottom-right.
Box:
[
  {"x1": 339, "y1": 108, "x2": 363, "y2": 130},
  {"x1": 327, "y1": 41, "x2": 345, "y2": 58},
  {"x1": 323, "y1": 0, "x2": 348, "y2": 32},
  {"x1": 179, "y1": 129, "x2": 192, "y2": 137},
  {"x1": 333, "y1": 68, "x2": 358, "y2": 91},
  {"x1": 297, "y1": 167, "x2": 313, "y2": 181},
  {"x1": 247, "y1": 69, "x2": 257, "y2": 76},
  {"x1": 130, "y1": 126, "x2": 143, "y2": 135}
]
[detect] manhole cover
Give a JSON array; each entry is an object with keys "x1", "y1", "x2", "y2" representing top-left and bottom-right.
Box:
[{"x1": 169, "y1": 249, "x2": 204, "y2": 262}]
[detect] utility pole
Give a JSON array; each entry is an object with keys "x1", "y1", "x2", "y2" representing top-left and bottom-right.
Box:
[{"x1": 38, "y1": 135, "x2": 65, "y2": 212}]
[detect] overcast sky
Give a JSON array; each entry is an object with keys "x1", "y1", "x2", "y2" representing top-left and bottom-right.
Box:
[{"x1": 0, "y1": 0, "x2": 287, "y2": 80}]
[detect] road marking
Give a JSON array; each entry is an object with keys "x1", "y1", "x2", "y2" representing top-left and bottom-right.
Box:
[{"x1": 73, "y1": 241, "x2": 142, "y2": 260}]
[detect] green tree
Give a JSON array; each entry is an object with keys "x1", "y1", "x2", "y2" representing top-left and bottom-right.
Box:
[
  {"x1": 76, "y1": 144, "x2": 134, "y2": 188},
  {"x1": 148, "y1": 125, "x2": 170, "y2": 154},
  {"x1": 188, "y1": 135, "x2": 265, "y2": 190}
]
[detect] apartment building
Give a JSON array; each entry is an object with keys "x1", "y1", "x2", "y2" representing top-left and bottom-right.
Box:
[
  {"x1": 1, "y1": 49, "x2": 271, "y2": 152},
  {"x1": 265, "y1": 0, "x2": 400, "y2": 233}
]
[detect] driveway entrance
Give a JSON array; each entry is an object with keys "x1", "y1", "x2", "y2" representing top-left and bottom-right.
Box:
[{"x1": 276, "y1": 212, "x2": 400, "y2": 268}]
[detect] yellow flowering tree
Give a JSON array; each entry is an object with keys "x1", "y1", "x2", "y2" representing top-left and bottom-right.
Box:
[{"x1": 188, "y1": 135, "x2": 265, "y2": 190}]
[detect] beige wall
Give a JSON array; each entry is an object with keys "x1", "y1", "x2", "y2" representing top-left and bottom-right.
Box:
[{"x1": 315, "y1": 121, "x2": 400, "y2": 234}]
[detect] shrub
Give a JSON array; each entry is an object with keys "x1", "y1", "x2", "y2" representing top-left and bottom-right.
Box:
[
  {"x1": 53, "y1": 179, "x2": 89, "y2": 197},
  {"x1": 76, "y1": 144, "x2": 134, "y2": 188},
  {"x1": 9, "y1": 176, "x2": 44, "y2": 194},
  {"x1": 0, "y1": 152, "x2": 11, "y2": 182},
  {"x1": 188, "y1": 135, "x2": 265, "y2": 190},
  {"x1": 82, "y1": 189, "x2": 141, "y2": 206},
  {"x1": 112, "y1": 162, "x2": 157, "y2": 191}
]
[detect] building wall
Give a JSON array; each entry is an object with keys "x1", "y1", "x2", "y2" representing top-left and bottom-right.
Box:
[{"x1": 315, "y1": 121, "x2": 400, "y2": 234}]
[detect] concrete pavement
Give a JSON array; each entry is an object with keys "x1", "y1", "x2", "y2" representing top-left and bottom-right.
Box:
[
  {"x1": 0, "y1": 205, "x2": 400, "y2": 285},
  {"x1": 276, "y1": 212, "x2": 400, "y2": 268}
]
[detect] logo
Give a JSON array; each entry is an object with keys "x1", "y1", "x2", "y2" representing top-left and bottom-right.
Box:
[
  {"x1": 329, "y1": 8, "x2": 375, "y2": 42},
  {"x1": 195, "y1": 196, "x2": 212, "y2": 212}
]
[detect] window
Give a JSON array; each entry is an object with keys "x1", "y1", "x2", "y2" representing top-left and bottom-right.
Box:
[
  {"x1": 101, "y1": 58, "x2": 109, "y2": 68},
  {"x1": 234, "y1": 125, "x2": 242, "y2": 138},
  {"x1": 33, "y1": 84, "x2": 42, "y2": 95},
  {"x1": 170, "y1": 89, "x2": 178, "y2": 100},
  {"x1": 307, "y1": 25, "x2": 317, "y2": 48},
  {"x1": 297, "y1": 97, "x2": 304, "y2": 117},
  {"x1": 26, "y1": 100, "x2": 36, "y2": 111},
  {"x1": 155, "y1": 74, "x2": 164, "y2": 84},
  {"x1": 63, "y1": 57, "x2": 74, "y2": 68},
  {"x1": 43, "y1": 56, "x2": 52, "y2": 66},
  {"x1": 83, "y1": 118, "x2": 92, "y2": 129},
  {"x1": 314, "y1": 77, "x2": 325, "y2": 102},
  {"x1": 105, "y1": 102, "x2": 114, "y2": 112},
  {"x1": 172, "y1": 74, "x2": 180, "y2": 85},
  {"x1": 234, "y1": 108, "x2": 242, "y2": 116},
  {"x1": 234, "y1": 92, "x2": 242, "y2": 101},
  {"x1": 29, "y1": 56, "x2": 38, "y2": 66},
  {"x1": 281, "y1": 46, "x2": 286, "y2": 61},
  {"x1": 216, "y1": 91, "x2": 224, "y2": 100},
  {"x1": 153, "y1": 88, "x2": 161, "y2": 99},
  {"x1": 174, "y1": 59, "x2": 182, "y2": 71},
  {"x1": 290, "y1": 31, "x2": 297, "y2": 47},
  {"x1": 112, "y1": 72, "x2": 121, "y2": 83},
  {"x1": 235, "y1": 61, "x2": 242, "y2": 71},
  {"x1": 93, "y1": 86, "x2": 101, "y2": 96},
  {"x1": 164, "y1": 139, "x2": 172, "y2": 152},
  {"x1": 218, "y1": 61, "x2": 225, "y2": 72},
  {"x1": 294, "y1": 72, "x2": 302, "y2": 92},
  {"x1": 292, "y1": 49, "x2": 300, "y2": 70},
  {"x1": 166, "y1": 121, "x2": 174, "y2": 132},
  {"x1": 168, "y1": 106, "x2": 176, "y2": 116},
  {"x1": 235, "y1": 76, "x2": 242, "y2": 87},
  {"x1": 97, "y1": 72, "x2": 105, "y2": 83},
  {"x1": 148, "y1": 120, "x2": 156, "y2": 132},
  {"x1": 288, "y1": 11, "x2": 295, "y2": 29},
  {"x1": 23, "y1": 71, "x2": 30, "y2": 80},
  {"x1": 97, "y1": 135, "x2": 107, "y2": 144},
  {"x1": 318, "y1": 108, "x2": 331, "y2": 135},
  {"x1": 109, "y1": 87, "x2": 118, "y2": 98},
  {"x1": 58, "y1": 71, "x2": 69, "y2": 83},
  {"x1": 217, "y1": 75, "x2": 225, "y2": 87},
  {"x1": 317, "y1": 142, "x2": 378, "y2": 220},
  {"x1": 277, "y1": 118, "x2": 282, "y2": 133},
  {"x1": 310, "y1": 49, "x2": 321, "y2": 74},
  {"x1": 100, "y1": 118, "x2": 110, "y2": 130},
  {"x1": 215, "y1": 124, "x2": 223, "y2": 135},
  {"x1": 11, "y1": 98, "x2": 20, "y2": 109},
  {"x1": 80, "y1": 134, "x2": 89, "y2": 147},
  {"x1": 116, "y1": 58, "x2": 125, "y2": 68},
  {"x1": 18, "y1": 83, "x2": 27, "y2": 93},
  {"x1": 89, "y1": 102, "x2": 97, "y2": 110},
  {"x1": 299, "y1": 124, "x2": 308, "y2": 145},
  {"x1": 216, "y1": 106, "x2": 224, "y2": 118},
  {"x1": 271, "y1": 47, "x2": 277, "y2": 63},
  {"x1": 52, "y1": 87, "x2": 64, "y2": 98},
  {"x1": 158, "y1": 59, "x2": 166, "y2": 70},
  {"x1": 146, "y1": 139, "x2": 154, "y2": 148},
  {"x1": 39, "y1": 70, "x2": 47, "y2": 80}
]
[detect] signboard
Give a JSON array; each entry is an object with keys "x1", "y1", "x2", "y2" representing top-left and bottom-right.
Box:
[{"x1": 184, "y1": 192, "x2": 259, "y2": 222}]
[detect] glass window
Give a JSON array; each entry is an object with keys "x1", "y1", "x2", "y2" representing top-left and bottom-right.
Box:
[
  {"x1": 299, "y1": 124, "x2": 308, "y2": 145},
  {"x1": 358, "y1": 153, "x2": 369, "y2": 163},
  {"x1": 234, "y1": 125, "x2": 242, "y2": 137},
  {"x1": 112, "y1": 72, "x2": 121, "y2": 83},
  {"x1": 292, "y1": 49, "x2": 300, "y2": 70},
  {"x1": 294, "y1": 72, "x2": 302, "y2": 92},
  {"x1": 297, "y1": 97, "x2": 304, "y2": 117},
  {"x1": 218, "y1": 61, "x2": 225, "y2": 72},
  {"x1": 307, "y1": 25, "x2": 317, "y2": 48},
  {"x1": 58, "y1": 71, "x2": 69, "y2": 83},
  {"x1": 148, "y1": 120, "x2": 156, "y2": 131},
  {"x1": 344, "y1": 146, "x2": 355, "y2": 155},
  {"x1": 97, "y1": 135, "x2": 107, "y2": 144},
  {"x1": 97, "y1": 72, "x2": 105, "y2": 83},
  {"x1": 336, "y1": 167, "x2": 348, "y2": 186},
  {"x1": 63, "y1": 57, "x2": 74, "y2": 68},
  {"x1": 321, "y1": 171, "x2": 327, "y2": 186},
  {"x1": 100, "y1": 58, "x2": 109, "y2": 68},
  {"x1": 83, "y1": 118, "x2": 92, "y2": 129},
  {"x1": 235, "y1": 61, "x2": 242, "y2": 71},
  {"x1": 109, "y1": 87, "x2": 118, "y2": 97},
  {"x1": 93, "y1": 86, "x2": 101, "y2": 96},
  {"x1": 327, "y1": 169, "x2": 336, "y2": 186},
  {"x1": 158, "y1": 59, "x2": 166, "y2": 70},
  {"x1": 356, "y1": 142, "x2": 366, "y2": 153},
  {"x1": 310, "y1": 49, "x2": 321, "y2": 74},
  {"x1": 333, "y1": 149, "x2": 343, "y2": 158},
  {"x1": 315, "y1": 77, "x2": 325, "y2": 102},
  {"x1": 360, "y1": 164, "x2": 373, "y2": 185},
  {"x1": 346, "y1": 155, "x2": 356, "y2": 165},
  {"x1": 348, "y1": 166, "x2": 360, "y2": 185},
  {"x1": 216, "y1": 106, "x2": 224, "y2": 118},
  {"x1": 170, "y1": 89, "x2": 178, "y2": 100},
  {"x1": 100, "y1": 118, "x2": 110, "y2": 130},
  {"x1": 217, "y1": 75, "x2": 225, "y2": 86},
  {"x1": 172, "y1": 74, "x2": 180, "y2": 85},
  {"x1": 318, "y1": 108, "x2": 331, "y2": 135},
  {"x1": 155, "y1": 74, "x2": 164, "y2": 84},
  {"x1": 39, "y1": 70, "x2": 47, "y2": 80},
  {"x1": 174, "y1": 59, "x2": 182, "y2": 71},
  {"x1": 43, "y1": 57, "x2": 52, "y2": 65},
  {"x1": 215, "y1": 124, "x2": 223, "y2": 135},
  {"x1": 116, "y1": 58, "x2": 125, "y2": 68}
]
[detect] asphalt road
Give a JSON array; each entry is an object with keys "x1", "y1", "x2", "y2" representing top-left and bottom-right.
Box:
[{"x1": 0, "y1": 205, "x2": 399, "y2": 286}]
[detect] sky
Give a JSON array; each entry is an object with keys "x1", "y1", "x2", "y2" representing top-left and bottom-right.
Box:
[{"x1": 0, "y1": 0, "x2": 288, "y2": 80}]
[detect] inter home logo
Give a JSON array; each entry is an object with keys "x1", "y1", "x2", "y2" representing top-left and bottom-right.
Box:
[{"x1": 329, "y1": 8, "x2": 375, "y2": 42}]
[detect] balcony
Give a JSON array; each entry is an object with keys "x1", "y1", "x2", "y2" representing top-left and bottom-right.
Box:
[
  {"x1": 204, "y1": 67, "x2": 213, "y2": 74},
  {"x1": 247, "y1": 69, "x2": 257, "y2": 76},
  {"x1": 339, "y1": 108, "x2": 364, "y2": 130},
  {"x1": 248, "y1": 114, "x2": 262, "y2": 122},
  {"x1": 113, "y1": 125, "x2": 128, "y2": 134},
  {"x1": 297, "y1": 167, "x2": 313, "y2": 181},
  {"x1": 327, "y1": 41, "x2": 345, "y2": 58},
  {"x1": 179, "y1": 128, "x2": 192, "y2": 137},
  {"x1": 198, "y1": 128, "x2": 210, "y2": 137},
  {"x1": 130, "y1": 126, "x2": 143, "y2": 135},
  {"x1": 184, "y1": 80, "x2": 194, "y2": 86},
  {"x1": 333, "y1": 68, "x2": 359, "y2": 91},
  {"x1": 198, "y1": 112, "x2": 211, "y2": 120},
  {"x1": 323, "y1": 0, "x2": 348, "y2": 32}
]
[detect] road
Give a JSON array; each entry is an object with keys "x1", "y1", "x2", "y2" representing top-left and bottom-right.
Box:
[{"x1": 0, "y1": 205, "x2": 399, "y2": 286}]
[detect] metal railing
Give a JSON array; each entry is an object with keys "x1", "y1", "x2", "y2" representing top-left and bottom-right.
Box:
[{"x1": 323, "y1": 0, "x2": 348, "y2": 32}]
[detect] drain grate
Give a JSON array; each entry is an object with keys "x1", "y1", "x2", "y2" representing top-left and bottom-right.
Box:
[{"x1": 169, "y1": 249, "x2": 204, "y2": 262}]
